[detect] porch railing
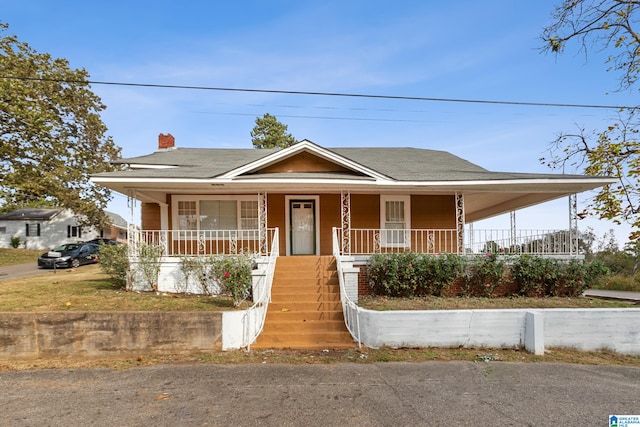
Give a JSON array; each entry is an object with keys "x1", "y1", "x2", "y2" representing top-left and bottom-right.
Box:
[
  {"x1": 335, "y1": 228, "x2": 579, "y2": 256},
  {"x1": 244, "y1": 228, "x2": 279, "y2": 351},
  {"x1": 465, "y1": 229, "x2": 577, "y2": 256},
  {"x1": 128, "y1": 228, "x2": 277, "y2": 257},
  {"x1": 332, "y1": 228, "x2": 362, "y2": 348}
]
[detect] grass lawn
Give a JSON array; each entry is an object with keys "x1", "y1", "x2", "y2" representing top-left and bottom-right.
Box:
[
  {"x1": 0, "y1": 264, "x2": 246, "y2": 312},
  {"x1": 0, "y1": 248, "x2": 42, "y2": 267},
  {"x1": 359, "y1": 294, "x2": 638, "y2": 310}
]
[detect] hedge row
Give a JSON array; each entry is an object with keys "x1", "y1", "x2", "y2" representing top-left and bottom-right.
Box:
[{"x1": 367, "y1": 253, "x2": 609, "y2": 298}]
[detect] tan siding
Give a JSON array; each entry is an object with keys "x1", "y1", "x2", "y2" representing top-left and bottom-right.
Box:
[
  {"x1": 411, "y1": 195, "x2": 456, "y2": 229},
  {"x1": 319, "y1": 194, "x2": 340, "y2": 255},
  {"x1": 411, "y1": 195, "x2": 457, "y2": 253},
  {"x1": 267, "y1": 194, "x2": 286, "y2": 256},
  {"x1": 257, "y1": 152, "x2": 354, "y2": 174},
  {"x1": 141, "y1": 203, "x2": 161, "y2": 230},
  {"x1": 351, "y1": 194, "x2": 380, "y2": 228}
]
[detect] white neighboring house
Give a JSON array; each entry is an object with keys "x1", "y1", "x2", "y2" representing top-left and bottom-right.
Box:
[{"x1": 0, "y1": 208, "x2": 128, "y2": 250}]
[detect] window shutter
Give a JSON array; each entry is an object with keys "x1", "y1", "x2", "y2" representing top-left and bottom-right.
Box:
[
  {"x1": 67, "y1": 225, "x2": 71, "y2": 238},
  {"x1": 78, "y1": 227, "x2": 82, "y2": 238},
  {"x1": 36, "y1": 224, "x2": 41, "y2": 237},
  {"x1": 25, "y1": 224, "x2": 30, "y2": 237}
]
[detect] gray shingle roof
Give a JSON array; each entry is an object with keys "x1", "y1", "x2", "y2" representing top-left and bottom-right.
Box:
[
  {"x1": 94, "y1": 145, "x2": 592, "y2": 182},
  {"x1": 0, "y1": 208, "x2": 62, "y2": 221}
]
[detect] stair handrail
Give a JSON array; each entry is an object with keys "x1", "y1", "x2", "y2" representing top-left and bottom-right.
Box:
[
  {"x1": 243, "y1": 227, "x2": 279, "y2": 351},
  {"x1": 333, "y1": 227, "x2": 362, "y2": 348}
]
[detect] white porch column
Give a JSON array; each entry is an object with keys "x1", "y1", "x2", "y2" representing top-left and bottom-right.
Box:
[
  {"x1": 569, "y1": 194, "x2": 578, "y2": 256},
  {"x1": 160, "y1": 203, "x2": 169, "y2": 230},
  {"x1": 510, "y1": 210, "x2": 516, "y2": 251}
]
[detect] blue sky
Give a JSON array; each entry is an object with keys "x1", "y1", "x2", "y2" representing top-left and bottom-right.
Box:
[{"x1": 3, "y1": 1, "x2": 636, "y2": 244}]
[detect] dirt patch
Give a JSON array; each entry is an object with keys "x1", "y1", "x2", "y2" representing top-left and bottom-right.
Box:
[{"x1": 1, "y1": 346, "x2": 639, "y2": 372}]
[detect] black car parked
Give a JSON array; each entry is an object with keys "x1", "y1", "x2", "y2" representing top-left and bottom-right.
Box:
[{"x1": 37, "y1": 243, "x2": 100, "y2": 269}]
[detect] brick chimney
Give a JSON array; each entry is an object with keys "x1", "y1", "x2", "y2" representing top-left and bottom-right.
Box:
[{"x1": 158, "y1": 133, "x2": 175, "y2": 150}]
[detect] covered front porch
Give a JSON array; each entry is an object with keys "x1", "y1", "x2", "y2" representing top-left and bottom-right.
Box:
[{"x1": 128, "y1": 191, "x2": 584, "y2": 258}]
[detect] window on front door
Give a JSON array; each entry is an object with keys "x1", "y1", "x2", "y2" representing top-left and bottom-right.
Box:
[{"x1": 290, "y1": 200, "x2": 316, "y2": 255}]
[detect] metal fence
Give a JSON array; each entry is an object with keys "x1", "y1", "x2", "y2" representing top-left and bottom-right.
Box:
[
  {"x1": 128, "y1": 228, "x2": 277, "y2": 257},
  {"x1": 335, "y1": 228, "x2": 577, "y2": 256},
  {"x1": 244, "y1": 228, "x2": 279, "y2": 351}
]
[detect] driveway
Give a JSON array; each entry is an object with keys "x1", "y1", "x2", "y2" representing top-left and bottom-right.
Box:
[
  {"x1": 0, "y1": 361, "x2": 638, "y2": 426},
  {"x1": 0, "y1": 262, "x2": 51, "y2": 281}
]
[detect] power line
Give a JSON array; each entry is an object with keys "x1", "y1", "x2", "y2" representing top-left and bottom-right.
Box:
[{"x1": 0, "y1": 75, "x2": 637, "y2": 110}]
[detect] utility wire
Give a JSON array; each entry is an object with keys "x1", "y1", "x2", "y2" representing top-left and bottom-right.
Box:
[{"x1": 0, "y1": 75, "x2": 637, "y2": 110}]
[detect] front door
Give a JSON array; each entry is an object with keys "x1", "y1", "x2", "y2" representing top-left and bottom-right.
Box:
[{"x1": 290, "y1": 200, "x2": 316, "y2": 255}]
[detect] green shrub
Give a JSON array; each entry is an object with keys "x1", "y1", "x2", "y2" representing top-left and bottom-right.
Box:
[
  {"x1": 463, "y1": 253, "x2": 505, "y2": 297},
  {"x1": 179, "y1": 254, "x2": 253, "y2": 306},
  {"x1": 9, "y1": 236, "x2": 20, "y2": 249},
  {"x1": 414, "y1": 253, "x2": 467, "y2": 296},
  {"x1": 98, "y1": 243, "x2": 129, "y2": 288},
  {"x1": 511, "y1": 255, "x2": 560, "y2": 297},
  {"x1": 134, "y1": 242, "x2": 163, "y2": 291},
  {"x1": 210, "y1": 254, "x2": 253, "y2": 307},
  {"x1": 369, "y1": 253, "x2": 610, "y2": 299},
  {"x1": 368, "y1": 252, "x2": 465, "y2": 297},
  {"x1": 179, "y1": 256, "x2": 213, "y2": 294},
  {"x1": 511, "y1": 256, "x2": 609, "y2": 297},
  {"x1": 368, "y1": 252, "x2": 419, "y2": 297}
]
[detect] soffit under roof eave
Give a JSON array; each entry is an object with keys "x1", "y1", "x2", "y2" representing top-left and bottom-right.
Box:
[{"x1": 465, "y1": 192, "x2": 573, "y2": 223}]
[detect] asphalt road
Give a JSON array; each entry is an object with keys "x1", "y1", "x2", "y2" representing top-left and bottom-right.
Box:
[{"x1": 0, "y1": 361, "x2": 638, "y2": 426}]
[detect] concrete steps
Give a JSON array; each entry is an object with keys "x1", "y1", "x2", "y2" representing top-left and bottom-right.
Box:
[{"x1": 252, "y1": 256, "x2": 355, "y2": 350}]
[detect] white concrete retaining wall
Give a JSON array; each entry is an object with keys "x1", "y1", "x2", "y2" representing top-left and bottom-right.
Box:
[
  {"x1": 356, "y1": 307, "x2": 640, "y2": 355},
  {"x1": 221, "y1": 310, "x2": 246, "y2": 350},
  {"x1": 542, "y1": 309, "x2": 640, "y2": 354}
]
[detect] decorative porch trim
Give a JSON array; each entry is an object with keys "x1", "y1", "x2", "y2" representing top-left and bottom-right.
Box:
[
  {"x1": 259, "y1": 191, "x2": 268, "y2": 255},
  {"x1": 455, "y1": 193, "x2": 465, "y2": 254},
  {"x1": 341, "y1": 191, "x2": 351, "y2": 255}
]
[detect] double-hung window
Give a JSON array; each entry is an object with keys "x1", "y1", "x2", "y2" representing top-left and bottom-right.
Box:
[
  {"x1": 380, "y1": 195, "x2": 410, "y2": 247},
  {"x1": 26, "y1": 223, "x2": 41, "y2": 237}
]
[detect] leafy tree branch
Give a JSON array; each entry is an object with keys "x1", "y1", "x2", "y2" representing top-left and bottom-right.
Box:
[{"x1": 0, "y1": 23, "x2": 121, "y2": 227}]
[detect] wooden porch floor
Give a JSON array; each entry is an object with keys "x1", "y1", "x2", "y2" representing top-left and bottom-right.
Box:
[{"x1": 252, "y1": 256, "x2": 355, "y2": 350}]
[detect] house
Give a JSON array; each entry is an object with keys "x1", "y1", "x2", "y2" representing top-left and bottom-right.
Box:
[
  {"x1": 0, "y1": 208, "x2": 128, "y2": 250},
  {"x1": 93, "y1": 134, "x2": 614, "y2": 260},
  {"x1": 91, "y1": 134, "x2": 615, "y2": 349}
]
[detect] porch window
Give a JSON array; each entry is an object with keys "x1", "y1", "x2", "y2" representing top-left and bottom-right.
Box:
[
  {"x1": 380, "y1": 195, "x2": 410, "y2": 247},
  {"x1": 240, "y1": 201, "x2": 259, "y2": 230},
  {"x1": 200, "y1": 200, "x2": 237, "y2": 230},
  {"x1": 177, "y1": 201, "x2": 197, "y2": 230},
  {"x1": 172, "y1": 196, "x2": 260, "y2": 234}
]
